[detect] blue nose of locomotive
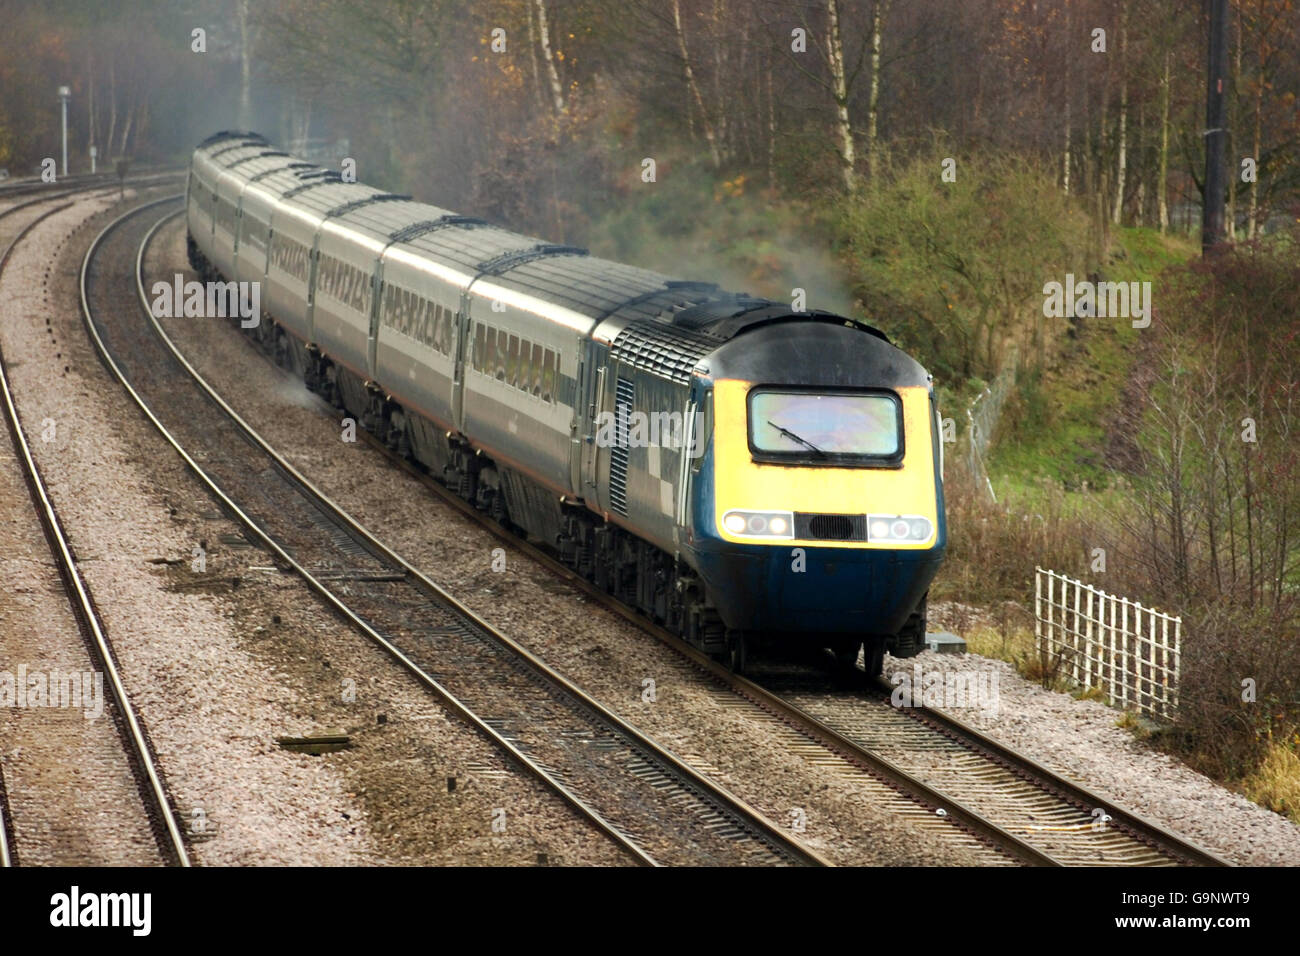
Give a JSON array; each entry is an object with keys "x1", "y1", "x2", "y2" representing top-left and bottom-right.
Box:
[{"x1": 691, "y1": 540, "x2": 944, "y2": 635}]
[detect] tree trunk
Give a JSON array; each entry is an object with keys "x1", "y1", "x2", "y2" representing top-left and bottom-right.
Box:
[
  {"x1": 525, "y1": 0, "x2": 546, "y2": 112},
  {"x1": 1111, "y1": 1, "x2": 1128, "y2": 225},
  {"x1": 533, "y1": 0, "x2": 566, "y2": 117},
  {"x1": 766, "y1": 66, "x2": 776, "y2": 190},
  {"x1": 672, "y1": 0, "x2": 719, "y2": 168},
  {"x1": 119, "y1": 97, "x2": 134, "y2": 156},
  {"x1": 106, "y1": 59, "x2": 118, "y2": 160},
  {"x1": 87, "y1": 51, "x2": 96, "y2": 156},
  {"x1": 1227, "y1": 2, "x2": 1243, "y2": 239},
  {"x1": 828, "y1": 0, "x2": 857, "y2": 190},
  {"x1": 1247, "y1": 67, "x2": 1262, "y2": 239},
  {"x1": 237, "y1": 0, "x2": 253, "y2": 129},
  {"x1": 1062, "y1": 0, "x2": 1071, "y2": 193},
  {"x1": 1158, "y1": 50, "x2": 1171, "y2": 232},
  {"x1": 712, "y1": 0, "x2": 727, "y2": 161},
  {"x1": 865, "y1": 0, "x2": 888, "y2": 184},
  {"x1": 1135, "y1": 100, "x2": 1146, "y2": 226}
]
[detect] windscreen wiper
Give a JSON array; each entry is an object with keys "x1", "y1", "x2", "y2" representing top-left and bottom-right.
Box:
[{"x1": 767, "y1": 420, "x2": 826, "y2": 457}]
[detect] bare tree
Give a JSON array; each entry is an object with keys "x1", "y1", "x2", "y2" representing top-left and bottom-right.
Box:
[
  {"x1": 672, "y1": 0, "x2": 720, "y2": 167},
  {"x1": 1111, "y1": 0, "x2": 1129, "y2": 225},
  {"x1": 533, "y1": 0, "x2": 566, "y2": 115}
]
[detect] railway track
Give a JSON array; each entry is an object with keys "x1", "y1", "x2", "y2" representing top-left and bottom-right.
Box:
[
  {"x1": 0, "y1": 168, "x2": 182, "y2": 203},
  {"x1": 409, "y1": 455, "x2": 1229, "y2": 866},
  {"x1": 136, "y1": 198, "x2": 1233, "y2": 867},
  {"x1": 0, "y1": 188, "x2": 190, "y2": 866},
  {"x1": 302, "y1": 347, "x2": 1230, "y2": 866},
  {"x1": 83, "y1": 196, "x2": 828, "y2": 867},
  {"x1": 761, "y1": 669, "x2": 1231, "y2": 866},
  {"x1": 132, "y1": 209, "x2": 1236, "y2": 867}
]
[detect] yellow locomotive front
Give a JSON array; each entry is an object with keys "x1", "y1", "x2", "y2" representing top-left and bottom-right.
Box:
[{"x1": 684, "y1": 319, "x2": 946, "y2": 667}]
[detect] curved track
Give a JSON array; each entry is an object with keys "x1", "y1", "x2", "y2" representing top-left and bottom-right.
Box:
[
  {"x1": 145, "y1": 209, "x2": 1233, "y2": 867},
  {"x1": 138, "y1": 197, "x2": 1232, "y2": 867},
  {"x1": 0, "y1": 189, "x2": 190, "y2": 867},
  {"x1": 83, "y1": 197, "x2": 829, "y2": 867}
]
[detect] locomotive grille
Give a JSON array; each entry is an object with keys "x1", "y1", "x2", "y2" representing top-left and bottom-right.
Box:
[
  {"x1": 610, "y1": 321, "x2": 718, "y2": 385},
  {"x1": 795, "y1": 513, "x2": 867, "y2": 541}
]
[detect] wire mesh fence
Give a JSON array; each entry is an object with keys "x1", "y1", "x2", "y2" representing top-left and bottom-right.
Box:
[
  {"x1": 1035, "y1": 567, "x2": 1181, "y2": 720},
  {"x1": 962, "y1": 350, "x2": 1017, "y2": 502}
]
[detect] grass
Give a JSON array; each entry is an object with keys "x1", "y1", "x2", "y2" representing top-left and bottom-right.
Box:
[
  {"x1": 1242, "y1": 739, "x2": 1300, "y2": 824},
  {"x1": 991, "y1": 226, "x2": 1195, "y2": 493}
]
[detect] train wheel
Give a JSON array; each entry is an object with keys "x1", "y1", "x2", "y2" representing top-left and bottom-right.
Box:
[
  {"x1": 891, "y1": 593, "x2": 929, "y2": 659},
  {"x1": 720, "y1": 631, "x2": 748, "y2": 674},
  {"x1": 863, "y1": 637, "x2": 886, "y2": 678},
  {"x1": 831, "y1": 640, "x2": 863, "y2": 671}
]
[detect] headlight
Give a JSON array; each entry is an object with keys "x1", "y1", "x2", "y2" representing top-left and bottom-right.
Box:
[
  {"x1": 867, "y1": 514, "x2": 933, "y2": 543},
  {"x1": 720, "y1": 509, "x2": 795, "y2": 539}
]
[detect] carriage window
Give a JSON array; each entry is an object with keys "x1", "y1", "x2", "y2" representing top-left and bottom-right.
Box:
[
  {"x1": 517, "y1": 338, "x2": 532, "y2": 391},
  {"x1": 530, "y1": 343, "x2": 544, "y2": 397},
  {"x1": 474, "y1": 323, "x2": 486, "y2": 370},
  {"x1": 418, "y1": 298, "x2": 433, "y2": 344},
  {"x1": 494, "y1": 331, "x2": 507, "y2": 381},
  {"x1": 439, "y1": 306, "x2": 455, "y2": 355},
  {"x1": 506, "y1": 335, "x2": 520, "y2": 387},
  {"x1": 541, "y1": 350, "x2": 557, "y2": 404}
]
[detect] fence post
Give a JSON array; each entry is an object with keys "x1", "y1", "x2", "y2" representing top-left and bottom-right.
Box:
[
  {"x1": 1107, "y1": 592, "x2": 1117, "y2": 707},
  {"x1": 1120, "y1": 597, "x2": 1129, "y2": 710},
  {"x1": 1135, "y1": 602, "x2": 1147, "y2": 713},
  {"x1": 1071, "y1": 578, "x2": 1082, "y2": 687},
  {"x1": 1172, "y1": 617, "x2": 1181, "y2": 713},
  {"x1": 1035, "y1": 567, "x2": 1043, "y2": 673}
]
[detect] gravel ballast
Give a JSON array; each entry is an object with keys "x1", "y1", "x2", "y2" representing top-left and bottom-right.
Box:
[
  {"x1": 1, "y1": 192, "x2": 632, "y2": 866},
  {"x1": 155, "y1": 208, "x2": 1300, "y2": 866}
]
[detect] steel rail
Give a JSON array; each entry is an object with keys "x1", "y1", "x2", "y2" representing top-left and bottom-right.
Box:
[
  {"x1": 184, "y1": 224, "x2": 1243, "y2": 868},
  {"x1": 0, "y1": 191, "x2": 191, "y2": 867},
  {"x1": 97, "y1": 199, "x2": 829, "y2": 867}
]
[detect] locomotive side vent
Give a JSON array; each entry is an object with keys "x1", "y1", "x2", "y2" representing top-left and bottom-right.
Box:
[
  {"x1": 795, "y1": 513, "x2": 867, "y2": 541},
  {"x1": 608, "y1": 377, "x2": 635, "y2": 516}
]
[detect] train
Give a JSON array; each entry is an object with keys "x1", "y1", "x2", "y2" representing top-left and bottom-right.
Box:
[{"x1": 185, "y1": 131, "x2": 946, "y2": 675}]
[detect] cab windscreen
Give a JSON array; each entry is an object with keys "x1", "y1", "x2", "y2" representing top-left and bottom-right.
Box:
[{"x1": 747, "y1": 388, "x2": 903, "y2": 465}]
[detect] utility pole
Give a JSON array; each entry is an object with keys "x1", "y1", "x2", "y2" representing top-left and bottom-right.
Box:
[
  {"x1": 1202, "y1": 0, "x2": 1228, "y2": 255},
  {"x1": 58, "y1": 85, "x2": 71, "y2": 178}
]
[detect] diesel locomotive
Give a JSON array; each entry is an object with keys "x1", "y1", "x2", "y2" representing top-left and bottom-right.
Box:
[{"x1": 186, "y1": 131, "x2": 946, "y2": 674}]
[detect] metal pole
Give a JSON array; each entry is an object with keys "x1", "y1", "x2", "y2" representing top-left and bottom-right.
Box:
[
  {"x1": 58, "y1": 85, "x2": 70, "y2": 178},
  {"x1": 1202, "y1": 0, "x2": 1228, "y2": 254}
]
